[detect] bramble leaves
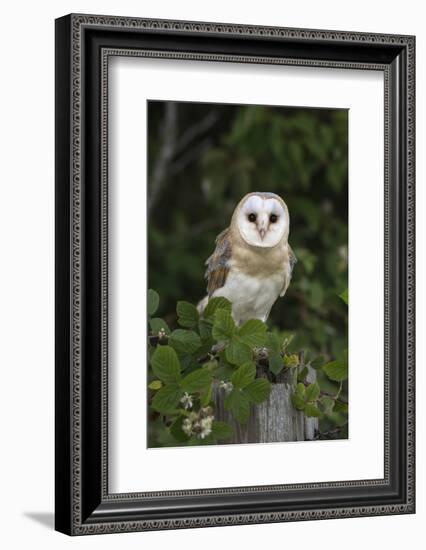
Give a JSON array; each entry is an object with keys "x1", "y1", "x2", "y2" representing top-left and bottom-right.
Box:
[
  {"x1": 212, "y1": 309, "x2": 236, "y2": 341},
  {"x1": 304, "y1": 403, "x2": 322, "y2": 417},
  {"x1": 225, "y1": 340, "x2": 252, "y2": 366},
  {"x1": 225, "y1": 389, "x2": 250, "y2": 423},
  {"x1": 268, "y1": 352, "x2": 284, "y2": 375},
  {"x1": 170, "y1": 416, "x2": 191, "y2": 442},
  {"x1": 291, "y1": 382, "x2": 306, "y2": 410},
  {"x1": 238, "y1": 319, "x2": 267, "y2": 347},
  {"x1": 169, "y1": 329, "x2": 202, "y2": 355},
  {"x1": 244, "y1": 378, "x2": 271, "y2": 404},
  {"x1": 151, "y1": 384, "x2": 182, "y2": 413},
  {"x1": 150, "y1": 346, "x2": 181, "y2": 384},
  {"x1": 177, "y1": 301, "x2": 199, "y2": 328},
  {"x1": 231, "y1": 362, "x2": 256, "y2": 389},
  {"x1": 148, "y1": 289, "x2": 348, "y2": 446},
  {"x1": 149, "y1": 317, "x2": 170, "y2": 335},
  {"x1": 310, "y1": 355, "x2": 325, "y2": 370},
  {"x1": 213, "y1": 314, "x2": 268, "y2": 366},
  {"x1": 334, "y1": 400, "x2": 348, "y2": 413},
  {"x1": 305, "y1": 382, "x2": 320, "y2": 402},
  {"x1": 323, "y1": 359, "x2": 348, "y2": 382},
  {"x1": 265, "y1": 332, "x2": 282, "y2": 353},
  {"x1": 211, "y1": 421, "x2": 234, "y2": 441},
  {"x1": 339, "y1": 288, "x2": 348, "y2": 305},
  {"x1": 297, "y1": 366, "x2": 309, "y2": 382},
  {"x1": 148, "y1": 289, "x2": 160, "y2": 316},
  {"x1": 320, "y1": 396, "x2": 335, "y2": 414},
  {"x1": 198, "y1": 319, "x2": 213, "y2": 342},
  {"x1": 204, "y1": 297, "x2": 232, "y2": 319},
  {"x1": 291, "y1": 393, "x2": 305, "y2": 410},
  {"x1": 182, "y1": 368, "x2": 213, "y2": 393}
]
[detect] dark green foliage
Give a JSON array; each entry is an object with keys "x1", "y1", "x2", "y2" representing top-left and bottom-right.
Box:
[
  {"x1": 291, "y1": 293, "x2": 349, "y2": 437},
  {"x1": 147, "y1": 290, "x2": 348, "y2": 446},
  {"x1": 148, "y1": 294, "x2": 274, "y2": 445}
]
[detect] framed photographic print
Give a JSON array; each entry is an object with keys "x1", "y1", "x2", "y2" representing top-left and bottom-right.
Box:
[{"x1": 55, "y1": 14, "x2": 415, "y2": 535}]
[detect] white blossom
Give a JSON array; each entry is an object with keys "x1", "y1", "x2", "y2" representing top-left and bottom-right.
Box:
[
  {"x1": 199, "y1": 416, "x2": 214, "y2": 439},
  {"x1": 181, "y1": 410, "x2": 215, "y2": 439},
  {"x1": 182, "y1": 418, "x2": 193, "y2": 436},
  {"x1": 219, "y1": 380, "x2": 233, "y2": 394},
  {"x1": 180, "y1": 392, "x2": 193, "y2": 410},
  {"x1": 158, "y1": 328, "x2": 167, "y2": 339}
]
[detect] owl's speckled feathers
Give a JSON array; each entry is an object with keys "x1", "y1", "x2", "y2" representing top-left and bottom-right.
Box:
[{"x1": 200, "y1": 192, "x2": 296, "y2": 325}]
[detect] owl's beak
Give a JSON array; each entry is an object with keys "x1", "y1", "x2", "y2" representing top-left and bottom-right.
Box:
[{"x1": 257, "y1": 214, "x2": 268, "y2": 240}]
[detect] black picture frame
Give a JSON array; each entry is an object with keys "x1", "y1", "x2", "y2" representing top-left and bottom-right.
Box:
[{"x1": 55, "y1": 13, "x2": 415, "y2": 535}]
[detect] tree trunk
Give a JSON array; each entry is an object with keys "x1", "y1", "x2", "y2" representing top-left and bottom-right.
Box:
[{"x1": 213, "y1": 364, "x2": 318, "y2": 444}]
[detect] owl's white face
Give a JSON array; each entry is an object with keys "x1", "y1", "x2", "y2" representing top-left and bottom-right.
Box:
[{"x1": 236, "y1": 193, "x2": 289, "y2": 248}]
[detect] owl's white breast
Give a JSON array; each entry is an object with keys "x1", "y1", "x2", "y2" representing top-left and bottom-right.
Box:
[{"x1": 212, "y1": 269, "x2": 284, "y2": 325}]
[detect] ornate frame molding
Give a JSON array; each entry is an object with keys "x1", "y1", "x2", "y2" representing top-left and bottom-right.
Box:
[{"x1": 55, "y1": 14, "x2": 415, "y2": 535}]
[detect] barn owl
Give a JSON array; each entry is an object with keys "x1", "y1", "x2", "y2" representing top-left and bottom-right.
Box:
[{"x1": 199, "y1": 192, "x2": 296, "y2": 325}]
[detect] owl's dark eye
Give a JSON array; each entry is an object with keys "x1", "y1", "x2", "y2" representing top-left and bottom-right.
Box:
[
  {"x1": 248, "y1": 213, "x2": 257, "y2": 223},
  {"x1": 269, "y1": 214, "x2": 278, "y2": 224}
]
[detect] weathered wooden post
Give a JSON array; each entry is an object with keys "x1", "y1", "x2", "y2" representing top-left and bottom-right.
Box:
[{"x1": 213, "y1": 355, "x2": 318, "y2": 444}]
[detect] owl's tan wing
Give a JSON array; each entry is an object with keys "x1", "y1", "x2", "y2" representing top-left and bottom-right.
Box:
[
  {"x1": 205, "y1": 228, "x2": 232, "y2": 296},
  {"x1": 280, "y1": 244, "x2": 297, "y2": 297}
]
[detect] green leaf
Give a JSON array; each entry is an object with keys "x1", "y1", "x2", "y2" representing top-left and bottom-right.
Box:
[
  {"x1": 151, "y1": 385, "x2": 182, "y2": 413},
  {"x1": 334, "y1": 400, "x2": 348, "y2": 413},
  {"x1": 169, "y1": 329, "x2": 202, "y2": 354},
  {"x1": 265, "y1": 333, "x2": 282, "y2": 353},
  {"x1": 238, "y1": 319, "x2": 267, "y2": 347},
  {"x1": 323, "y1": 360, "x2": 348, "y2": 382},
  {"x1": 148, "y1": 380, "x2": 162, "y2": 390},
  {"x1": 297, "y1": 366, "x2": 309, "y2": 382},
  {"x1": 224, "y1": 389, "x2": 250, "y2": 423},
  {"x1": 150, "y1": 345, "x2": 181, "y2": 384},
  {"x1": 244, "y1": 378, "x2": 271, "y2": 404},
  {"x1": 203, "y1": 297, "x2": 232, "y2": 319},
  {"x1": 147, "y1": 289, "x2": 160, "y2": 316},
  {"x1": 202, "y1": 359, "x2": 219, "y2": 372},
  {"x1": 211, "y1": 421, "x2": 233, "y2": 441},
  {"x1": 170, "y1": 416, "x2": 190, "y2": 442},
  {"x1": 212, "y1": 309, "x2": 236, "y2": 341},
  {"x1": 326, "y1": 410, "x2": 347, "y2": 427},
  {"x1": 181, "y1": 368, "x2": 212, "y2": 393},
  {"x1": 177, "y1": 301, "x2": 199, "y2": 328},
  {"x1": 295, "y1": 382, "x2": 306, "y2": 399},
  {"x1": 305, "y1": 382, "x2": 320, "y2": 402},
  {"x1": 198, "y1": 319, "x2": 213, "y2": 341},
  {"x1": 310, "y1": 355, "x2": 325, "y2": 370},
  {"x1": 231, "y1": 362, "x2": 256, "y2": 389},
  {"x1": 213, "y1": 364, "x2": 235, "y2": 382},
  {"x1": 292, "y1": 393, "x2": 305, "y2": 410},
  {"x1": 339, "y1": 288, "x2": 349, "y2": 305},
  {"x1": 268, "y1": 352, "x2": 284, "y2": 375},
  {"x1": 304, "y1": 403, "x2": 322, "y2": 417},
  {"x1": 319, "y1": 396, "x2": 335, "y2": 414},
  {"x1": 200, "y1": 381, "x2": 213, "y2": 407},
  {"x1": 149, "y1": 317, "x2": 170, "y2": 335},
  {"x1": 225, "y1": 340, "x2": 252, "y2": 366}
]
